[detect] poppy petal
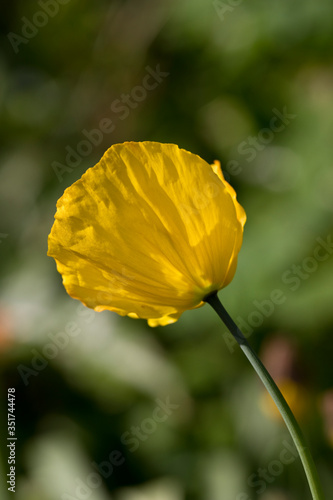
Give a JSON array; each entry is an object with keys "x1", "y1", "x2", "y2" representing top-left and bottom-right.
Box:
[{"x1": 48, "y1": 142, "x2": 245, "y2": 326}]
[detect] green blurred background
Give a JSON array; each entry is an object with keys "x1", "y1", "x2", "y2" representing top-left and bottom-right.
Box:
[{"x1": 1, "y1": 0, "x2": 333, "y2": 498}]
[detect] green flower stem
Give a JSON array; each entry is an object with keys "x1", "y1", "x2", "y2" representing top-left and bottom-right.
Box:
[{"x1": 204, "y1": 292, "x2": 325, "y2": 500}]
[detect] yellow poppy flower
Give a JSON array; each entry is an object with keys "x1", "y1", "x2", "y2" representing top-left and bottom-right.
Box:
[{"x1": 48, "y1": 142, "x2": 246, "y2": 326}]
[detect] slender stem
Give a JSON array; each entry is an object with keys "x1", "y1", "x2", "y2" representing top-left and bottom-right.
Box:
[{"x1": 204, "y1": 292, "x2": 325, "y2": 500}]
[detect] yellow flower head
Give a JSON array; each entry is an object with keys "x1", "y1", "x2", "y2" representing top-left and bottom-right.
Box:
[{"x1": 48, "y1": 142, "x2": 246, "y2": 326}]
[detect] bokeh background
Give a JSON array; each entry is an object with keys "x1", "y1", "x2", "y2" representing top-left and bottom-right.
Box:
[{"x1": 1, "y1": 0, "x2": 333, "y2": 498}]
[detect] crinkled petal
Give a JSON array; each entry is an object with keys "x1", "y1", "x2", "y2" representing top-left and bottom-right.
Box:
[{"x1": 48, "y1": 142, "x2": 246, "y2": 325}]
